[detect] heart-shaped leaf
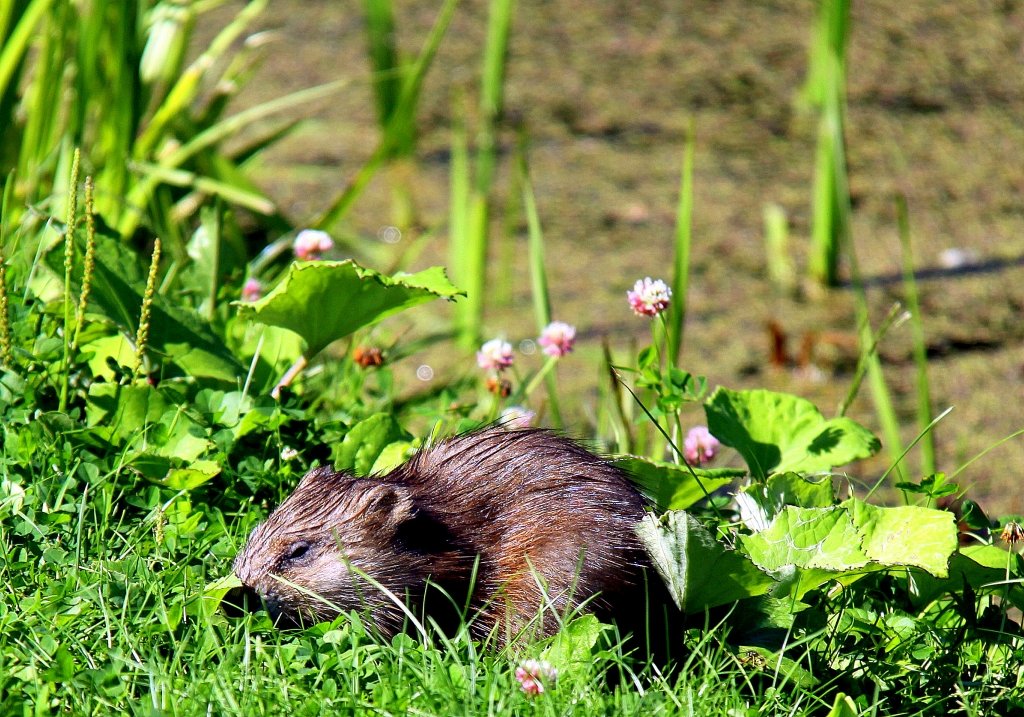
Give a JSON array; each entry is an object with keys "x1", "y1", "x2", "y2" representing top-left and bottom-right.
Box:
[{"x1": 705, "y1": 387, "x2": 880, "y2": 480}]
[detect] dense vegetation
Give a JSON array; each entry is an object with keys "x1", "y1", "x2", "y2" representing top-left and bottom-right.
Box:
[{"x1": 1, "y1": 1, "x2": 1022, "y2": 715}]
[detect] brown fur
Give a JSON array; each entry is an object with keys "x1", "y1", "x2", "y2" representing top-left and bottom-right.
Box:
[{"x1": 232, "y1": 428, "x2": 670, "y2": 646}]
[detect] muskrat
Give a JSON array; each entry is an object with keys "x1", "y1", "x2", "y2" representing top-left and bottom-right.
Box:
[{"x1": 232, "y1": 427, "x2": 674, "y2": 649}]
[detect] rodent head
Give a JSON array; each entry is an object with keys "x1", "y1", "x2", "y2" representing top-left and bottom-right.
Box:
[{"x1": 232, "y1": 466, "x2": 423, "y2": 634}]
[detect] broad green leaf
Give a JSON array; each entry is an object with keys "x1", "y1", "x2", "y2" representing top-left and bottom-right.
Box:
[
  {"x1": 335, "y1": 414, "x2": 411, "y2": 476},
  {"x1": 908, "y1": 545, "x2": 1024, "y2": 610},
  {"x1": 539, "y1": 614, "x2": 609, "y2": 670},
  {"x1": 769, "y1": 564, "x2": 880, "y2": 602},
  {"x1": 741, "y1": 505, "x2": 870, "y2": 573},
  {"x1": 236, "y1": 403, "x2": 291, "y2": 439},
  {"x1": 86, "y1": 382, "x2": 172, "y2": 442},
  {"x1": 237, "y1": 260, "x2": 463, "y2": 358},
  {"x1": 741, "y1": 500, "x2": 957, "y2": 600},
  {"x1": 846, "y1": 499, "x2": 956, "y2": 578},
  {"x1": 636, "y1": 511, "x2": 776, "y2": 613},
  {"x1": 737, "y1": 472, "x2": 836, "y2": 531},
  {"x1": 705, "y1": 387, "x2": 881, "y2": 479},
  {"x1": 82, "y1": 334, "x2": 135, "y2": 380},
  {"x1": 86, "y1": 382, "x2": 212, "y2": 462},
  {"x1": 370, "y1": 440, "x2": 418, "y2": 476},
  {"x1": 130, "y1": 455, "x2": 174, "y2": 481},
  {"x1": 615, "y1": 456, "x2": 743, "y2": 511},
  {"x1": 763, "y1": 471, "x2": 835, "y2": 509},
  {"x1": 162, "y1": 460, "x2": 222, "y2": 490}
]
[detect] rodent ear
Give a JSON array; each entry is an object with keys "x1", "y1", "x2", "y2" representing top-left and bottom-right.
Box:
[{"x1": 351, "y1": 482, "x2": 415, "y2": 529}]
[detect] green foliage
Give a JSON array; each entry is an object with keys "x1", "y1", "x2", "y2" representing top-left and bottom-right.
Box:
[
  {"x1": 448, "y1": 0, "x2": 516, "y2": 348},
  {"x1": 0, "y1": 0, "x2": 353, "y2": 254},
  {"x1": 805, "y1": 0, "x2": 851, "y2": 288},
  {"x1": 667, "y1": 120, "x2": 695, "y2": 365},
  {"x1": 1, "y1": 6, "x2": 1022, "y2": 715},
  {"x1": 237, "y1": 260, "x2": 463, "y2": 360},
  {"x1": 615, "y1": 456, "x2": 742, "y2": 511},
  {"x1": 334, "y1": 413, "x2": 414, "y2": 476},
  {"x1": 706, "y1": 386, "x2": 881, "y2": 480},
  {"x1": 316, "y1": 0, "x2": 459, "y2": 231},
  {"x1": 637, "y1": 510, "x2": 777, "y2": 612},
  {"x1": 45, "y1": 227, "x2": 245, "y2": 382}
]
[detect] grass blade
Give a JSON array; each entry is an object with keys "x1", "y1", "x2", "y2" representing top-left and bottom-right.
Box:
[
  {"x1": 317, "y1": 0, "x2": 459, "y2": 230},
  {"x1": 128, "y1": 162, "x2": 276, "y2": 216},
  {"x1": 806, "y1": 0, "x2": 851, "y2": 289},
  {"x1": 896, "y1": 194, "x2": 935, "y2": 476},
  {"x1": 134, "y1": 0, "x2": 268, "y2": 162},
  {"x1": 518, "y1": 142, "x2": 562, "y2": 427},
  {"x1": 117, "y1": 79, "x2": 349, "y2": 237},
  {"x1": 480, "y1": 0, "x2": 515, "y2": 122},
  {"x1": 0, "y1": 0, "x2": 52, "y2": 106},
  {"x1": 763, "y1": 202, "x2": 796, "y2": 293},
  {"x1": 667, "y1": 120, "x2": 695, "y2": 366}
]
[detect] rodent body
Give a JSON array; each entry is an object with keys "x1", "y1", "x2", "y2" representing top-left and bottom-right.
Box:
[{"x1": 232, "y1": 428, "x2": 671, "y2": 646}]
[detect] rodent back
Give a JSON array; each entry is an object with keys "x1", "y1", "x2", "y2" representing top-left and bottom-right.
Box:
[{"x1": 390, "y1": 429, "x2": 651, "y2": 625}]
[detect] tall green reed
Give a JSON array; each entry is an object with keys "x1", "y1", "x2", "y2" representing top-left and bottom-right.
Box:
[
  {"x1": 3, "y1": 0, "x2": 334, "y2": 252},
  {"x1": 0, "y1": 0, "x2": 52, "y2": 168},
  {"x1": 449, "y1": 0, "x2": 515, "y2": 348},
  {"x1": 666, "y1": 121, "x2": 695, "y2": 366},
  {"x1": 841, "y1": 215, "x2": 907, "y2": 483},
  {"x1": 363, "y1": 0, "x2": 419, "y2": 228},
  {"x1": 763, "y1": 202, "x2": 796, "y2": 293},
  {"x1": 804, "y1": 0, "x2": 850, "y2": 289},
  {"x1": 518, "y1": 143, "x2": 561, "y2": 427},
  {"x1": 317, "y1": 0, "x2": 458, "y2": 231},
  {"x1": 839, "y1": 197, "x2": 942, "y2": 487}
]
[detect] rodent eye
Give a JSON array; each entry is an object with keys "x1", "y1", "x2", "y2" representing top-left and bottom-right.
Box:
[{"x1": 284, "y1": 541, "x2": 311, "y2": 562}]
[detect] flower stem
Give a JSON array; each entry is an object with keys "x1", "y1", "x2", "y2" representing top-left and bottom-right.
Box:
[
  {"x1": 0, "y1": 254, "x2": 11, "y2": 368},
  {"x1": 72, "y1": 177, "x2": 96, "y2": 352},
  {"x1": 59, "y1": 149, "x2": 81, "y2": 412},
  {"x1": 133, "y1": 238, "x2": 162, "y2": 378},
  {"x1": 519, "y1": 356, "x2": 558, "y2": 401}
]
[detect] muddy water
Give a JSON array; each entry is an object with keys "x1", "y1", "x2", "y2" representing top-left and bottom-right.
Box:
[{"x1": 212, "y1": 1, "x2": 1024, "y2": 513}]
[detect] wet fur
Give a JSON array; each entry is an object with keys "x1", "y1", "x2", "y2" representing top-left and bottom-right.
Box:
[{"x1": 233, "y1": 428, "x2": 666, "y2": 645}]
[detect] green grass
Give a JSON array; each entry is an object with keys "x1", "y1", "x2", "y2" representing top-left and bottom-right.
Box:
[
  {"x1": 4, "y1": 438, "x2": 1017, "y2": 716},
  {"x1": 517, "y1": 142, "x2": 563, "y2": 428},
  {"x1": 2, "y1": 3, "x2": 1024, "y2": 716},
  {"x1": 0, "y1": 422, "x2": 815, "y2": 716},
  {"x1": 896, "y1": 194, "x2": 937, "y2": 478},
  {"x1": 666, "y1": 120, "x2": 696, "y2": 368}
]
